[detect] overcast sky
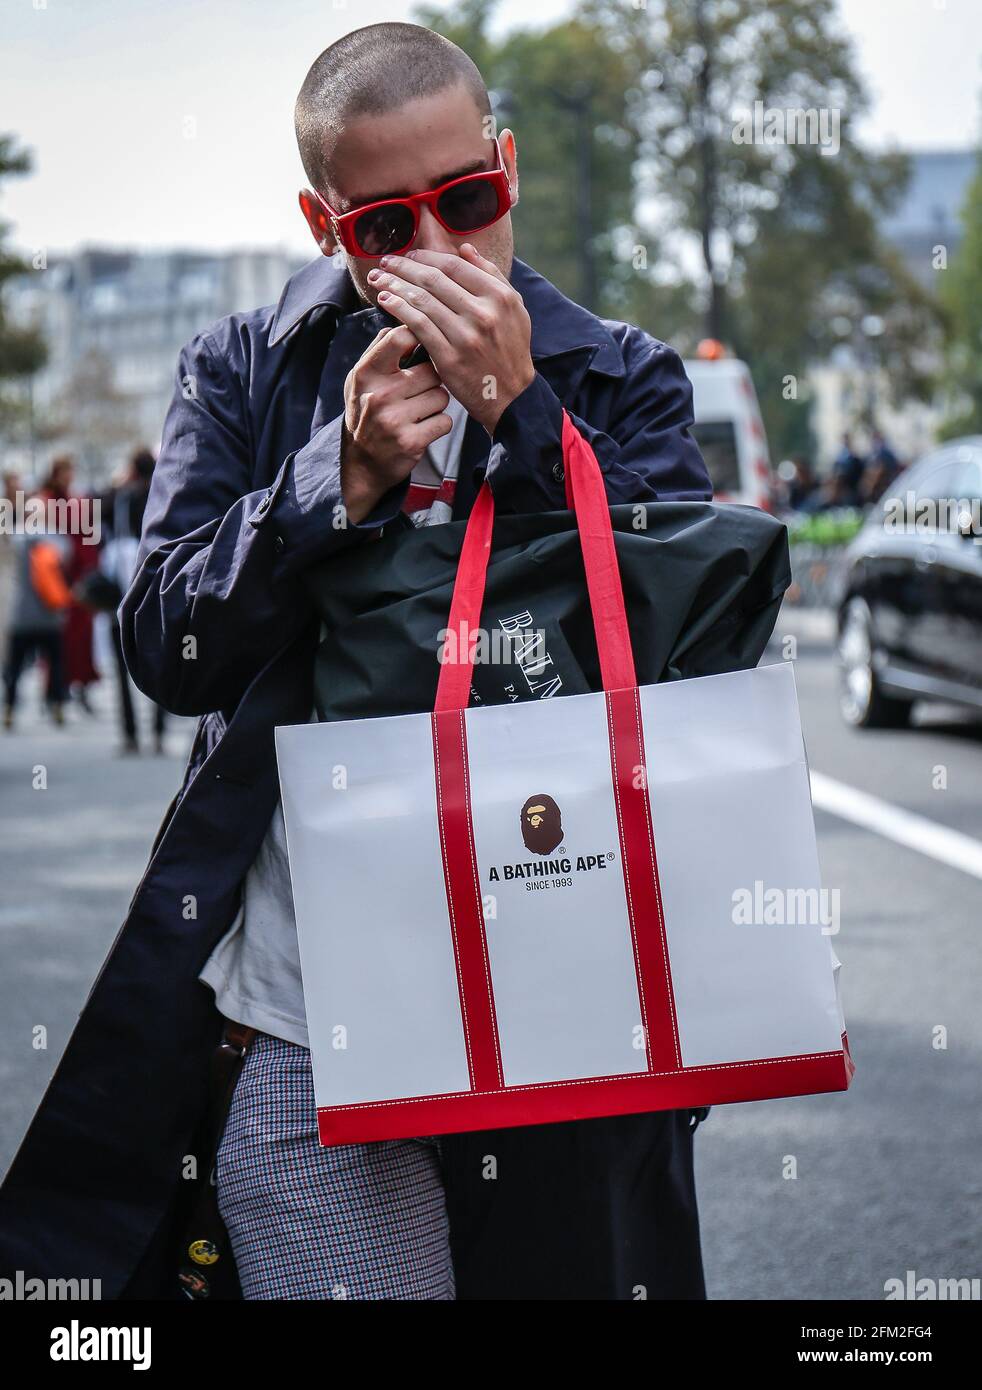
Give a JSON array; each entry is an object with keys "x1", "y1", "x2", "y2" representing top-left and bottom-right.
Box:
[{"x1": 2, "y1": 0, "x2": 980, "y2": 256}]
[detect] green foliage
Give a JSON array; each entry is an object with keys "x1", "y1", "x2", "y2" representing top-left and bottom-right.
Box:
[
  {"x1": 582, "y1": 0, "x2": 944, "y2": 458},
  {"x1": 786, "y1": 508, "x2": 864, "y2": 546},
  {"x1": 939, "y1": 150, "x2": 982, "y2": 438},
  {"x1": 0, "y1": 135, "x2": 47, "y2": 432}
]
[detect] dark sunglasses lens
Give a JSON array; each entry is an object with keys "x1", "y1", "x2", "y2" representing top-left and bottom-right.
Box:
[
  {"x1": 354, "y1": 203, "x2": 416, "y2": 256},
  {"x1": 437, "y1": 177, "x2": 502, "y2": 233}
]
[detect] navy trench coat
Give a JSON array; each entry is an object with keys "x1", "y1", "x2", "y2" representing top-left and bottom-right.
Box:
[{"x1": 0, "y1": 254, "x2": 711, "y2": 1298}]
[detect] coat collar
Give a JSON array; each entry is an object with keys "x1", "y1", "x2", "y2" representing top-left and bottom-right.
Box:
[{"x1": 268, "y1": 253, "x2": 625, "y2": 377}]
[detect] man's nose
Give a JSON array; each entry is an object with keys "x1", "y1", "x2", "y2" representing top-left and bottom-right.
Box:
[{"x1": 414, "y1": 202, "x2": 459, "y2": 254}]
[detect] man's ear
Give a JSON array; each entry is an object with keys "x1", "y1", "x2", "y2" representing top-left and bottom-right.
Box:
[
  {"x1": 298, "y1": 189, "x2": 338, "y2": 256},
  {"x1": 499, "y1": 128, "x2": 519, "y2": 208}
]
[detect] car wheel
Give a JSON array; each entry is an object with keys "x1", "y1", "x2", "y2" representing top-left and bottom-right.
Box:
[{"x1": 837, "y1": 598, "x2": 913, "y2": 729}]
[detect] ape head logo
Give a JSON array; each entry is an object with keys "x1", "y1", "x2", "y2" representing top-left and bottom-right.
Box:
[{"x1": 520, "y1": 794, "x2": 564, "y2": 856}]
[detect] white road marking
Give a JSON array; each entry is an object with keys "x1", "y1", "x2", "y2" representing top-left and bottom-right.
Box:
[{"x1": 810, "y1": 770, "x2": 982, "y2": 883}]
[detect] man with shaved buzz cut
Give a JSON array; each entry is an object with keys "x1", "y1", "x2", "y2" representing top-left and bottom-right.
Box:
[{"x1": 0, "y1": 22, "x2": 711, "y2": 1302}]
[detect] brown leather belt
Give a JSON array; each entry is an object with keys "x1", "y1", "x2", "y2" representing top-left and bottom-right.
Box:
[
  {"x1": 222, "y1": 1020, "x2": 258, "y2": 1052},
  {"x1": 177, "y1": 1018, "x2": 258, "y2": 1300}
]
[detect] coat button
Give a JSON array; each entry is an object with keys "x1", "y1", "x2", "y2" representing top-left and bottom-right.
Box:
[
  {"x1": 552, "y1": 461, "x2": 565, "y2": 483},
  {"x1": 274, "y1": 535, "x2": 285, "y2": 554}
]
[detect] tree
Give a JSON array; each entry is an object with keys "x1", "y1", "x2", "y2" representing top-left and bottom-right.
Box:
[
  {"x1": 580, "y1": 0, "x2": 943, "y2": 457},
  {"x1": 48, "y1": 348, "x2": 139, "y2": 485},
  {"x1": 939, "y1": 148, "x2": 982, "y2": 438},
  {"x1": 734, "y1": 146, "x2": 943, "y2": 454},
  {"x1": 0, "y1": 135, "x2": 48, "y2": 437}
]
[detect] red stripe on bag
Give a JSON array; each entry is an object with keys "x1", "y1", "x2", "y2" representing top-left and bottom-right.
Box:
[
  {"x1": 559, "y1": 414, "x2": 680, "y2": 1070},
  {"x1": 560, "y1": 414, "x2": 637, "y2": 693},
  {"x1": 432, "y1": 411, "x2": 681, "y2": 1093},
  {"x1": 317, "y1": 1038, "x2": 854, "y2": 1145},
  {"x1": 432, "y1": 707, "x2": 503, "y2": 1093},
  {"x1": 605, "y1": 686, "x2": 680, "y2": 1072},
  {"x1": 434, "y1": 482, "x2": 494, "y2": 714}
]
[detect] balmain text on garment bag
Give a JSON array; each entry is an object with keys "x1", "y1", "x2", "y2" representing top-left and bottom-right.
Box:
[{"x1": 276, "y1": 415, "x2": 854, "y2": 1145}]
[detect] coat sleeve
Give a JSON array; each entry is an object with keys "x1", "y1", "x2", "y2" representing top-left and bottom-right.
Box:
[
  {"x1": 484, "y1": 338, "x2": 712, "y2": 512},
  {"x1": 119, "y1": 329, "x2": 409, "y2": 717},
  {"x1": 30, "y1": 542, "x2": 73, "y2": 611}
]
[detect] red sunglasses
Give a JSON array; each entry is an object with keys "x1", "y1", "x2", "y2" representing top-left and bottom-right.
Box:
[{"x1": 312, "y1": 138, "x2": 512, "y2": 260}]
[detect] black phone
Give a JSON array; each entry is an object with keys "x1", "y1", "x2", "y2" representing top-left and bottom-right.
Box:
[{"x1": 399, "y1": 343, "x2": 430, "y2": 371}]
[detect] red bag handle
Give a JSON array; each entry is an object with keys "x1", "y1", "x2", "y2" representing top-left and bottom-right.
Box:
[{"x1": 434, "y1": 411, "x2": 637, "y2": 712}]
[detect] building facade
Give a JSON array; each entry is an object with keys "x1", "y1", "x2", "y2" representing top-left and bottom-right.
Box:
[{"x1": 5, "y1": 247, "x2": 307, "y2": 486}]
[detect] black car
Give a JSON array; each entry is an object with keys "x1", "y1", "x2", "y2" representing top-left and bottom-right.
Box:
[{"x1": 837, "y1": 437, "x2": 982, "y2": 727}]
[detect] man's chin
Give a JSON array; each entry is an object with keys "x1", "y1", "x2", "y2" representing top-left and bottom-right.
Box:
[{"x1": 346, "y1": 269, "x2": 375, "y2": 309}]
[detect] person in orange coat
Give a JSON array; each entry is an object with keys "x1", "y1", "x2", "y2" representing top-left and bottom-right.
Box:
[{"x1": 2, "y1": 529, "x2": 72, "y2": 729}]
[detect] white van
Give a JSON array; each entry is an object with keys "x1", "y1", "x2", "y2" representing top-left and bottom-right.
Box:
[{"x1": 682, "y1": 343, "x2": 773, "y2": 510}]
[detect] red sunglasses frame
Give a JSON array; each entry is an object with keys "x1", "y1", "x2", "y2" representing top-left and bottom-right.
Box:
[{"x1": 312, "y1": 138, "x2": 513, "y2": 260}]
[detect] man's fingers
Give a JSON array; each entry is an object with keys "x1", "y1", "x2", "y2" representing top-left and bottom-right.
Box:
[
  {"x1": 376, "y1": 291, "x2": 452, "y2": 359},
  {"x1": 388, "y1": 248, "x2": 509, "y2": 296},
  {"x1": 368, "y1": 324, "x2": 420, "y2": 371},
  {"x1": 372, "y1": 260, "x2": 475, "y2": 320},
  {"x1": 376, "y1": 280, "x2": 464, "y2": 344},
  {"x1": 403, "y1": 412, "x2": 454, "y2": 455},
  {"x1": 399, "y1": 361, "x2": 443, "y2": 396},
  {"x1": 407, "y1": 386, "x2": 451, "y2": 423},
  {"x1": 459, "y1": 242, "x2": 509, "y2": 283}
]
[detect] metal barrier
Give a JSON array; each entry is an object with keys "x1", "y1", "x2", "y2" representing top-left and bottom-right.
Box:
[
  {"x1": 786, "y1": 542, "x2": 850, "y2": 609},
  {"x1": 783, "y1": 509, "x2": 863, "y2": 610}
]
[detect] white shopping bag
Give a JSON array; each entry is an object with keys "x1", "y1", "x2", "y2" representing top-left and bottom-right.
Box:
[{"x1": 276, "y1": 416, "x2": 853, "y2": 1145}]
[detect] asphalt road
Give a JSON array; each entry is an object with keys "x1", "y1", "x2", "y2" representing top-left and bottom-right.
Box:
[
  {"x1": 0, "y1": 676, "x2": 195, "y2": 1179},
  {"x1": 1, "y1": 616, "x2": 980, "y2": 1301},
  {"x1": 697, "y1": 610, "x2": 982, "y2": 1300}
]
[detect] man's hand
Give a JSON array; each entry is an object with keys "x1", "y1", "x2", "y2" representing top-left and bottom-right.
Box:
[
  {"x1": 367, "y1": 244, "x2": 536, "y2": 436},
  {"x1": 340, "y1": 324, "x2": 452, "y2": 524}
]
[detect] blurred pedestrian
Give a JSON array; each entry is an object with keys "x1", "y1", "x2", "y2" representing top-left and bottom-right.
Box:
[
  {"x1": 816, "y1": 469, "x2": 869, "y2": 512},
  {"x1": 831, "y1": 432, "x2": 866, "y2": 507},
  {"x1": 39, "y1": 455, "x2": 101, "y2": 712},
  {"x1": 0, "y1": 470, "x2": 21, "y2": 672},
  {"x1": 787, "y1": 454, "x2": 819, "y2": 511},
  {"x1": 101, "y1": 447, "x2": 167, "y2": 754},
  {"x1": 38, "y1": 455, "x2": 74, "y2": 506},
  {"x1": 861, "y1": 429, "x2": 903, "y2": 505},
  {"x1": 2, "y1": 524, "x2": 72, "y2": 729}
]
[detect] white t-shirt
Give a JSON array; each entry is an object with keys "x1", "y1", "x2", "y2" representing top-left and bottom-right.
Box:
[
  {"x1": 199, "y1": 798, "x2": 307, "y2": 1044},
  {"x1": 403, "y1": 395, "x2": 468, "y2": 527}
]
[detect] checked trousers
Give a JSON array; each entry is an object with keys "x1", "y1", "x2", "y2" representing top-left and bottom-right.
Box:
[{"x1": 215, "y1": 1032, "x2": 455, "y2": 1300}]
